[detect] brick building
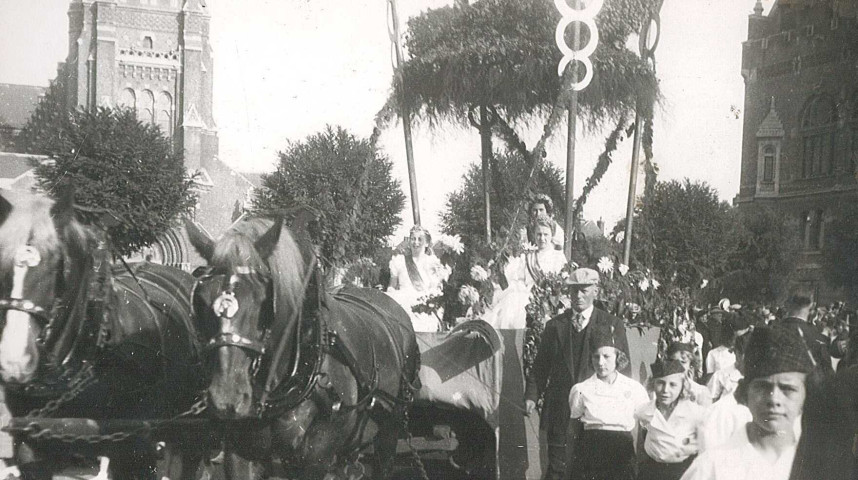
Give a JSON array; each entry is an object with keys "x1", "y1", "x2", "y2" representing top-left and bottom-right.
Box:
[
  {"x1": 735, "y1": 0, "x2": 858, "y2": 302},
  {"x1": 1, "y1": 0, "x2": 262, "y2": 270}
]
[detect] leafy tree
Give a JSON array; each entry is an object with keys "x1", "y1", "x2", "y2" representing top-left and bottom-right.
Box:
[
  {"x1": 619, "y1": 179, "x2": 734, "y2": 292},
  {"x1": 441, "y1": 150, "x2": 565, "y2": 250},
  {"x1": 33, "y1": 107, "x2": 197, "y2": 257},
  {"x1": 714, "y1": 206, "x2": 798, "y2": 304},
  {"x1": 253, "y1": 126, "x2": 406, "y2": 266},
  {"x1": 615, "y1": 180, "x2": 797, "y2": 305}
]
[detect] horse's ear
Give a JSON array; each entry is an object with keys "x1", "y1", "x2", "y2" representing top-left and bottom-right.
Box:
[
  {"x1": 254, "y1": 218, "x2": 283, "y2": 259},
  {"x1": 184, "y1": 218, "x2": 215, "y2": 262},
  {"x1": 50, "y1": 182, "x2": 76, "y2": 229},
  {"x1": 0, "y1": 191, "x2": 11, "y2": 226}
]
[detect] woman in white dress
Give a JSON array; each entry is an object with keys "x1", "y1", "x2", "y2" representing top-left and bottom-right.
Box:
[
  {"x1": 387, "y1": 225, "x2": 448, "y2": 332},
  {"x1": 484, "y1": 213, "x2": 567, "y2": 330}
]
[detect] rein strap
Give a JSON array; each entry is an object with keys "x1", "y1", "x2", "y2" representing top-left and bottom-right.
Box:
[{"x1": 259, "y1": 254, "x2": 319, "y2": 409}]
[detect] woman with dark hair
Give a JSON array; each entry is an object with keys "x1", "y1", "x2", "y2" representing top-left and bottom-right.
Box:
[
  {"x1": 519, "y1": 193, "x2": 565, "y2": 248},
  {"x1": 567, "y1": 325, "x2": 648, "y2": 480}
]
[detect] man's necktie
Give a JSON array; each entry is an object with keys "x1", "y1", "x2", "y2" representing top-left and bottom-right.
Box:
[{"x1": 572, "y1": 312, "x2": 585, "y2": 332}]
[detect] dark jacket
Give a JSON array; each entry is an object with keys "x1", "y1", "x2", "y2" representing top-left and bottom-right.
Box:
[
  {"x1": 781, "y1": 317, "x2": 834, "y2": 377},
  {"x1": 524, "y1": 307, "x2": 630, "y2": 438}
]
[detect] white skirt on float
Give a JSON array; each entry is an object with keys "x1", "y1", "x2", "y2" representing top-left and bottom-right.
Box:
[{"x1": 384, "y1": 287, "x2": 442, "y2": 332}]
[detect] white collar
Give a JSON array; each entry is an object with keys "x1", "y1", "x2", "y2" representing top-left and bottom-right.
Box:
[{"x1": 576, "y1": 305, "x2": 594, "y2": 320}]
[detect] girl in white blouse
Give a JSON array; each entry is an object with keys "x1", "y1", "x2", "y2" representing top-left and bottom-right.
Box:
[
  {"x1": 635, "y1": 359, "x2": 707, "y2": 480},
  {"x1": 568, "y1": 325, "x2": 648, "y2": 480}
]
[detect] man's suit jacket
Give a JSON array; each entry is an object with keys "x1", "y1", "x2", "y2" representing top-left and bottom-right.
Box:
[
  {"x1": 781, "y1": 317, "x2": 834, "y2": 376},
  {"x1": 524, "y1": 307, "x2": 630, "y2": 438}
]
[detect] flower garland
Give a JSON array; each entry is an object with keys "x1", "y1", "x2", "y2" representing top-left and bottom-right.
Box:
[{"x1": 522, "y1": 264, "x2": 575, "y2": 378}]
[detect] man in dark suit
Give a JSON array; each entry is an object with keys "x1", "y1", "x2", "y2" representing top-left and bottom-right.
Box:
[
  {"x1": 524, "y1": 268, "x2": 630, "y2": 480},
  {"x1": 779, "y1": 294, "x2": 833, "y2": 377}
]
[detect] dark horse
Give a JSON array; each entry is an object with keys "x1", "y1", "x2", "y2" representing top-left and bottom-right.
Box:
[
  {"x1": 0, "y1": 188, "x2": 207, "y2": 480},
  {"x1": 186, "y1": 215, "x2": 421, "y2": 479}
]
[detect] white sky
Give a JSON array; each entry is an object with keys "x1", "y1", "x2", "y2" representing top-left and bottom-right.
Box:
[{"x1": 0, "y1": 0, "x2": 776, "y2": 240}]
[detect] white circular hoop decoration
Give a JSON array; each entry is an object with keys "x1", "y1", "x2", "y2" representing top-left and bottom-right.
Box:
[
  {"x1": 553, "y1": 0, "x2": 604, "y2": 89},
  {"x1": 553, "y1": 0, "x2": 604, "y2": 18},
  {"x1": 557, "y1": 56, "x2": 594, "y2": 91}
]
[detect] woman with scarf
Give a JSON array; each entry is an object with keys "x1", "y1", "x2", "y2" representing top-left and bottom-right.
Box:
[
  {"x1": 484, "y1": 213, "x2": 568, "y2": 329},
  {"x1": 387, "y1": 225, "x2": 448, "y2": 332}
]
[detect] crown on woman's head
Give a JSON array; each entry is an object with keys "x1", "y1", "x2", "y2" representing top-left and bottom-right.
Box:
[{"x1": 409, "y1": 224, "x2": 431, "y2": 238}]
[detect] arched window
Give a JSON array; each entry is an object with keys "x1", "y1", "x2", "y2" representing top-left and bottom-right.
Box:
[
  {"x1": 139, "y1": 90, "x2": 155, "y2": 124},
  {"x1": 157, "y1": 110, "x2": 172, "y2": 136},
  {"x1": 800, "y1": 95, "x2": 837, "y2": 178},
  {"x1": 118, "y1": 88, "x2": 136, "y2": 110},
  {"x1": 762, "y1": 145, "x2": 775, "y2": 182},
  {"x1": 156, "y1": 91, "x2": 173, "y2": 136},
  {"x1": 143, "y1": 36, "x2": 153, "y2": 49}
]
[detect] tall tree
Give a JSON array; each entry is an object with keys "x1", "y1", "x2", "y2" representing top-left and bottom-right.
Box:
[
  {"x1": 253, "y1": 126, "x2": 406, "y2": 266},
  {"x1": 33, "y1": 107, "x2": 197, "y2": 257},
  {"x1": 715, "y1": 206, "x2": 798, "y2": 304},
  {"x1": 442, "y1": 150, "x2": 565, "y2": 249},
  {"x1": 614, "y1": 180, "x2": 796, "y2": 304},
  {"x1": 619, "y1": 179, "x2": 734, "y2": 291}
]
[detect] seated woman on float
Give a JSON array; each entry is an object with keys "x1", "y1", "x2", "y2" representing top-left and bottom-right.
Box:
[
  {"x1": 483, "y1": 212, "x2": 567, "y2": 330},
  {"x1": 386, "y1": 225, "x2": 449, "y2": 332}
]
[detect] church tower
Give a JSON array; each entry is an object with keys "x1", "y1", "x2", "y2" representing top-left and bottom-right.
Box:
[{"x1": 65, "y1": 0, "x2": 218, "y2": 171}]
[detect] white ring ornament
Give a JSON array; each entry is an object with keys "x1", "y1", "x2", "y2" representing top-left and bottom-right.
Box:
[
  {"x1": 557, "y1": 56, "x2": 594, "y2": 91},
  {"x1": 553, "y1": 0, "x2": 604, "y2": 90},
  {"x1": 555, "y1": 15, "x2": 600, "y2": 60}
]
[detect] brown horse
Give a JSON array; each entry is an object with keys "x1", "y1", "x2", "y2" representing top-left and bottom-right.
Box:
[
  {"x1": 0, "y1": 188, "x2": 208, "y2": 480},
  {"x1": 186, "y1": 215, "x2": 421, "y2": 479}
]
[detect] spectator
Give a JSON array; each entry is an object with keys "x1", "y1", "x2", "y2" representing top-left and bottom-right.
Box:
[{"x1": 779, "y1": 294, "x2": 834, "y2": 377}]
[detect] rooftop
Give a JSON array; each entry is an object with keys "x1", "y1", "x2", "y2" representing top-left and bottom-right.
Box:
[{"x1": 0, "y1": 83, "x2": 45, "y2": 129}]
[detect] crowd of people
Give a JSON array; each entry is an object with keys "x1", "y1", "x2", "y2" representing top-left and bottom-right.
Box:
[{"x1": 381, "y1": 193, "x2": 857, "y2": 480}]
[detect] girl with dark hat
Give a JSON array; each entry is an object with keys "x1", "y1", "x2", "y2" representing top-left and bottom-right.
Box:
[
  {"x1": 635, "y1": 359, "x2": 706, "y2": 480},
  {"x1": 667, "y1": 342, "x2": 713, "y2": 407},
  {"x1": 567, "y1": 325, "x2": 648, "y2": 480},
  {"x1": 680, "y1": 325, "x2": 814, "y2": 480}
]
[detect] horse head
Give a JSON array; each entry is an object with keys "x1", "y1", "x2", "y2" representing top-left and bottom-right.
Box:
[
  {"x1": 188, "y1": 216, "x2": 309, "y2": 419},
  {"x1": 0, "y1": 188, "x2": 94, "y2": 384}
]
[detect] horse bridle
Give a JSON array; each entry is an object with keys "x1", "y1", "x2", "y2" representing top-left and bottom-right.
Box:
[
  {"x1": 0, "y1": 245, "x2": 61, "y2": 329},
  {"x1": 193, "y1": 266, "x2": 270, "y2": 358}
]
